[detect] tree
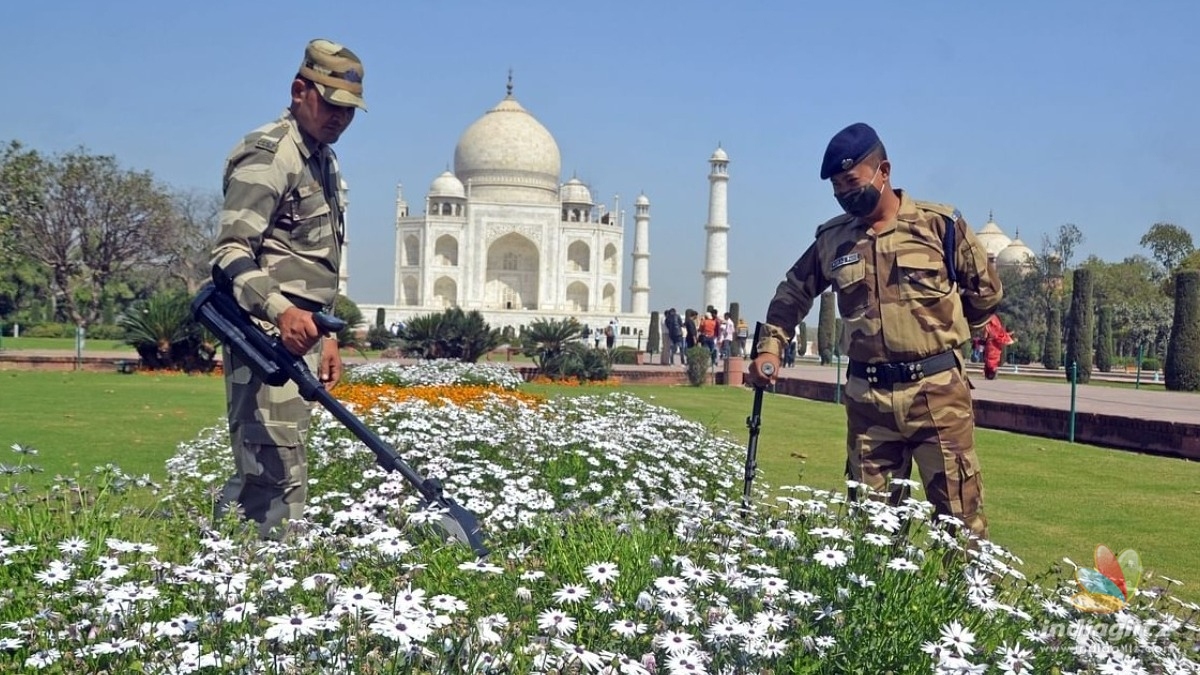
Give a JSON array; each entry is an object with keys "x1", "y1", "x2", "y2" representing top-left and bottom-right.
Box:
[
  {"x1": 10, "y1": 148, "x2": 176, "y2": 328},
  {"x1": 817, "y1": 292, "x2": 835, "y2": 365},
  {"x1": 163, "y1": 189, "x2": 223, "y2": 295},
  {"x1": 1139, "y1": 222, "x2": 1194, "y2": 278},
  {"x1": 796, "y1": 320, "x2": 808, "y2": 357},
  {"x1": 1065, "y1": 268, "x2": 1095, "y2": 384},
  {"x1": 728, "y1": 302, "x2": 741, "y2": 356},
  {"x1": 1042, "y1": 304, "x2": 1062, "y2": 370},
  {"x1": 1095, "y1": 304, "x2": 1114, "y2": 373},
  {"x1": 1041, "y1": 223, "x2": 1084, "y2": 269},
  {"x1": 647, "y1": 310, "x2": 661, "y2": 355},
  {"x1": 1165, "y1": 270, "x2": 1200, "y2": 391}
]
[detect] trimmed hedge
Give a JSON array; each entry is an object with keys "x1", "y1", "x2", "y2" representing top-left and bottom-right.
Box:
[{"x1": 1165, "y1": 269, "x2": 1200, "y2": 391}]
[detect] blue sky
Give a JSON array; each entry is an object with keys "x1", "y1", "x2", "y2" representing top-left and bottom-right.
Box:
[{"x1": 5, "y1": 1, "x2": 1198, "y2": 325}]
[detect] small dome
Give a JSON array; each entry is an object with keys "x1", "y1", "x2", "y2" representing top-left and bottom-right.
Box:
[
  {"x1": 710, "y1": 146, "x2": 728, "y2": 162},
  {"x1": 976, "y1": 213, "x2": 1012, "y2": 258},
  {"x1": 997, "y1": 237, "x2": 1035, "y2": 267},
  {"x1": 559, "y1": 177, "x2": 593, "y2": 205},
  {"x1": 428, "y1": 170, "x2": 465, "y2": 199},
  {"x1": 635, "y1": 193, "x2": 650, "y2": 206}
]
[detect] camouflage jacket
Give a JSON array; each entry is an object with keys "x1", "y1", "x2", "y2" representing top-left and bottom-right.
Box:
[
  {"x1": 211, "y1": 110, "x2": 345, "y2": 324},
  {"x1": 758, "y1": 191, "x2": 1002, "y2": 363}
]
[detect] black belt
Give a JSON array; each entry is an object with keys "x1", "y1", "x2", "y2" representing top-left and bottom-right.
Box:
[
  {"x1": 285, "y1": 294, "x2": 328, "y2": 313},
  {"x1": 848, "y1": 351, "x2": 958, "y2": 388}
]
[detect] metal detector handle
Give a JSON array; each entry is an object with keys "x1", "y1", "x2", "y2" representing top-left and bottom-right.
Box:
[
  {"x1": 313, "y1": 312, "x2": 345, "y2": 335},
  {"x1": 749, "y1": 322, "x2": 777, "y2": 378}
]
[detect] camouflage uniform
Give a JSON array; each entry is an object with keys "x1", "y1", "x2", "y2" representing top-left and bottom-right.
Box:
[
  {"x1": 210, "y1": 109, "x2": 346, "y2": 538},
  {"x1": 758, "y1": 191, "x2": 1001, "y2": 538}
]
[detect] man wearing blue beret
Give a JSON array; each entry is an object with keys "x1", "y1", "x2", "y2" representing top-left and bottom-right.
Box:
[{"x1": 748, "y1": 122, "x2": 1002, "y2": 541}]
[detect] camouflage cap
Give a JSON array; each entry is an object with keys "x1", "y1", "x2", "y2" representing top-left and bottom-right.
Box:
[{"x1": 299, "y1": 39, "x2": 367, "y2": 111}]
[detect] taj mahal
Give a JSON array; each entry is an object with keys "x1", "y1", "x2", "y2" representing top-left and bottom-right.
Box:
[
  {"x1": 358, "y1": 79, "x2": 733, "y2": 344},
  {"x1": 355, "y1": 79, "x2": 1033, "y2": 341}
]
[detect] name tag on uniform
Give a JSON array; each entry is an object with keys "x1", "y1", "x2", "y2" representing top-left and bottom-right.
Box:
[{"x1": 830, "y1": 253, "x2": 861, "y2": 271}]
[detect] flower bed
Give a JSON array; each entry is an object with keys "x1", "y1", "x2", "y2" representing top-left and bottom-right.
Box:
[{"x1": 0, "y1": 362, "x2": 1195, "y2": 673}]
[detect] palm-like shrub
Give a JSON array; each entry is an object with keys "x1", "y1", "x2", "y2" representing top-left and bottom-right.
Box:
[
  {"x1": 399, "y1": 308, "x2": 501, "y2": 362},
  {"x1": 521, "y1": 317, "x2": 611, "y2": 381},
  {"x1": 332, "y1": 295, "x2": 365, "y2": 349},
  {"x1": 119, "y1": 291, "x2": 215, "y2": 372}
]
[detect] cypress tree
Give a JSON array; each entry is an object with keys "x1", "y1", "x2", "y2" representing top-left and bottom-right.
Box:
[
  {"x1": 647, "y1": 310, "x2": 660, "y2": 356},
  {"x1": 1042, "y1": 305, "x2": 1062, "y2": 370},
  {"x1": 375, "y1": 306, "x2": 386, "y2": 328},
  {"x1": 1165, "y1": 270, "x2": 1200, "y2": 391},
  {"x1": 796, "y1": 321, "x2": 808, "y2": 356},
  {"x1": 817, "y1": 291, "x2": 835, "y2": 365},
  {"x1": 1095, "y1": 304, "x2": 1114, "y2": 373},
  {"x1": 1065, "y1": 268, "x2": 1095, "y2": 383}
]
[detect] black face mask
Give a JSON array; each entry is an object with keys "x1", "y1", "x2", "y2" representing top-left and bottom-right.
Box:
[{"x1": 834, "y1": 167, "x2": 882, "y2": 218}]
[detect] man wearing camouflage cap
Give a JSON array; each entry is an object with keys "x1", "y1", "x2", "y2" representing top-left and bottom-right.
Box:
[
  {"x1": 748, "y1": 123, "x2": 1001, "y2": 540},
  {"x1": 210, "y1": 38, "x2": 366, "y2": 538}
]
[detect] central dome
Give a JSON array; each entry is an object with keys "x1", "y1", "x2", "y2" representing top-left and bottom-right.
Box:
[{"x1": 453, "y1": 94, "x2": 562, "y2": 204}]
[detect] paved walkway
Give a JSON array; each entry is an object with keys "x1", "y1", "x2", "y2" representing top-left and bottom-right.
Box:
[{"x1": 777, "y1": 363, "x2": 1200, "y2": 426}]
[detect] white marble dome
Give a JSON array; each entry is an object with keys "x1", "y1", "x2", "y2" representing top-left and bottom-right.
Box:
[
  {"x1": 635, "y1": 193, "x2": 650, "y2": 206},
  {"x1": 559, "y1": 177, "x2": 593, "y2": 205},
  {"x1": 710, "y1": 146, "x2": 728, "y2": 162},
  {"x1": 428, "y1": 170, "x2": 465, "y2": 199},
  {"x1": 997, "y1": 235, "x2": 1035, "y2": 267},
  {"x1": 453, "y1": 94, "x2": 561, "y2": 204},
  {"x1": 976, "y1": 214, "x2": 1012, "y2": 258}
]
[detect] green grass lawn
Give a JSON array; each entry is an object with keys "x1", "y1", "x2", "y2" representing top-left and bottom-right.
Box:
[
  {"x1": 528, "y1": 383, "x2": 1200, "y2": 600},
  {"x1": 0, "y1": 336, "x2": 133, "y2": 352},
  {"x1": 0, "y1": 370, "x2": 226, "y2": 479},
  {"x1": 3, "y1": 370, "x2": 1198, "y2": 600}
]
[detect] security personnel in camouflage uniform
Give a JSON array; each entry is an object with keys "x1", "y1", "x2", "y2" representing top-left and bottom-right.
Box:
[
  {"x1": 210, "y1": 39, "x2": 366, "y2": 538},
  {"x1": 748, "y1": 123, "x2": 1001, "y2": 539}
]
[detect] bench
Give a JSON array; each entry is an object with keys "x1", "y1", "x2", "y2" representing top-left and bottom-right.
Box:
[{"x1": 114, "y1": 359, "x2": 138, "y2": 374}]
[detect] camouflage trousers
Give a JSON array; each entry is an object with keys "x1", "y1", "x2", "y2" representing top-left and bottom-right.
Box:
[
  {"x1": 215, "y1": 342, "x2": 320, "y2": 539},
  {"x1": 843, "y1": 359, "x2": 988, "y2": 540}
]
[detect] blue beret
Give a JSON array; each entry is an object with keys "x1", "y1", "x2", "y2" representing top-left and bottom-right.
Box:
[{"x1": 820, "y1": 122, "x2": 883, "y2": 180}]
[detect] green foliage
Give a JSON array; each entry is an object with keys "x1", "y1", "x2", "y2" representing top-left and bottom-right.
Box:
[
  {"x1": 331, "y1": 295, "x2": 364, "y2": 348},
  {"x1": 1140, "y1": 222, "x2": 1194, "y2": 277},
  {"x1": 685, "y1": 345, "x2": 711, "y2": 386},
  {"x1": 374, "y1": 306, "x2": 386, "y2": 328},
  {"x1": 1065, "y1": 268, "x2": 1094, "y2": 383},
  {"x1": 1042, "y1": 304, "x2": 1062, "y2": 370},
  {"x1": 400, "y1": 307, "x2": 503, "y2": 362},
  {"x1": 520, "y1": 317, "x2": 609, "y2": 381},
  {"x1": 1007, "y1": 340, "x2": 1036, "y2": 365},
  {"x1": 817, "y1": 291, "x2": 835, "y2": 365},
  {"x1": 610, "y1": 345, "x2": 640, "y2": 365},
  {"x1": 365, "y1": 324, "x2": 393, "y2": 351},
  {"x1": 1141, "y1": 356, "x2": 1161, "y2": 372},
  {"x1": 118, "y1": 291, "x2": 215, "y2": 372},
  {"x1": 1095, "y1": 304, "x2": 1114, "y2": 373},
  {"x1": 796, "y1": 320, "x2": 808, "y2": 356},
  {"x1": 647, "y1": 310, "x2": 660, "y2": 355},
  {"x1": 1165, "y1": 270, "x2": 1200, "y2": 391}
]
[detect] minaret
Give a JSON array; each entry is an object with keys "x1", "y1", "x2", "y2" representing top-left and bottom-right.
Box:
[
  {"x1": 630, "y1": 192, "x2": 651, "y2": 315},
  {"x1": 703, "y1": 145, "x2": 730, "y2": 312},
  {"x1": 392, "y1": 183, "x2": 408, "y2": 306}
]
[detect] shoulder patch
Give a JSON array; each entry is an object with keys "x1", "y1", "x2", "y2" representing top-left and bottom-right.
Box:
[
  {"x1": 912, "y1": 199, "x2": 960, "y2": 221},
  {"x1": 814, "y1": 213, "x2": 855, "y2": 237},
  {"x1": 250, "y1": 121, "x2": 291, "y2": 154}
]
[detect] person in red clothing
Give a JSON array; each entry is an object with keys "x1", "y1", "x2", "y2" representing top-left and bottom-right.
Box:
[{"x1": 982, "y1": 314, "x2": 1014, "y2": 380}]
